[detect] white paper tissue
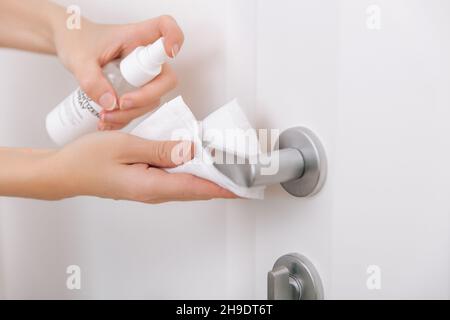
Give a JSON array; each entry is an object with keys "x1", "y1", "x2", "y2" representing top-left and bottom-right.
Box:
[{"x1": 131, "y1": 96, "x2": 265, "y2": 199}]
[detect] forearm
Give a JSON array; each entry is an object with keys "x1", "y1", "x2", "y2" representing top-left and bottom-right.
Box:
[
  {"x1": 0, "y1": 147, "x2": 67, "y2": 200},
  {"x1": 0, "y1": 0, "x2": 67, "y2": 54}
]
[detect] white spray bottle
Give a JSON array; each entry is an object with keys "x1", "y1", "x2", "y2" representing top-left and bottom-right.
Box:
[{"x1": 46, "y1": 38, "x2": 170, "y2": 146}]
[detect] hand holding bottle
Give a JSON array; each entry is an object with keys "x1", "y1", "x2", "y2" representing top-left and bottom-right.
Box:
[{"x1": 52, "y1": 14, "x2": 184, "y2": 131}]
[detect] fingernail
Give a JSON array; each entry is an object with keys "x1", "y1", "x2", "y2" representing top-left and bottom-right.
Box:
[
  {"x1": 99, "y1": 92, "x2": 116, "y2": 111},
  {"x1": 98, "y1": 122, "x2": 105, "y2": 131},
  {"x1": 171, "y1": 44, "x2": 180, "y2": 58},
  {"x1": 100, "y1": 123, "x2": 112, "y2": 131},
  {"x1": 172, "y1": 141, "x2": 193, "y2": 165},
  {"x1": 120, "y1": 99, "x2": 133, "y2": 110}
]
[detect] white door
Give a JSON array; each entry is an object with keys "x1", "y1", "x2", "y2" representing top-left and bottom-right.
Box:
[
  {"x1": 253, "y1": 0, "x2": 450, "y2": 299},
  {"x1": 0, "y1": 0, "x2": 448, "y2": 299}
]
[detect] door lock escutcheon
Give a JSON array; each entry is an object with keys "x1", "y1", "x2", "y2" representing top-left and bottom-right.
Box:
[{"x1": 268, "y1": 253, "x2": 324, "y2": 300}]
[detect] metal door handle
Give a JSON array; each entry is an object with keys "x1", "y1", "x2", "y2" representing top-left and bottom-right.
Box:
[{"x1": 214, "y1": 127, "x2": 327, "y2": 197}]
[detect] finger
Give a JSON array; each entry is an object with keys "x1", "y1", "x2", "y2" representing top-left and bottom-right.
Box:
[
  {"x1": 97, "y1": 121, "x2": 126, "y2": 131},
  {"x1": 74, "y1": 61, "x2": 117, "y2": 111},
  {"x1": 157, "y1": 15, "x2": 185, "y2": 58},
  {"x1": 124, "y1": 15, "x2": 184, "y2": 58},
  {"x1": 148, "y1": 170, "x2": 237, "y2": 201},
  {"x1": 102, "y1": 101, "x2": 160, "y2": 124},
  {"x1": 122, "y1": 136, "x2": 194, "y2": 167},
  {"x1": 119, "y1": 64, "x2": 176, "y2": 109}
]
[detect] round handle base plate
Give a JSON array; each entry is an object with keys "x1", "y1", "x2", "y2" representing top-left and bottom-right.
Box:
[
  {"x1": 272, "y1": 253, "x2": 324, "y2": 300},
  {"x1": 278, "y1": 127, "x2": 327, "y2": 197}
]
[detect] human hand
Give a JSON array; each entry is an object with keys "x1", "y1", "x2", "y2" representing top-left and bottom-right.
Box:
[
  {"x1": 53, "y1": 15, "x2": 184, "y2": 130},
  {"x1": 45, "y1": 132, "x2": 235, "y2": 203}
]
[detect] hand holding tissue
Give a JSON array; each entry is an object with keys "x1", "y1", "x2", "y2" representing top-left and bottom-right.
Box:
[{"x1": 131, "y1": 96, "x2": 265, "y2": 199}]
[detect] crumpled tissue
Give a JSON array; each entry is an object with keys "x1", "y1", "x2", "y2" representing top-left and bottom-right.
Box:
[{"x1": 131, "y1": 96, "x2": 265, "y2": 199}]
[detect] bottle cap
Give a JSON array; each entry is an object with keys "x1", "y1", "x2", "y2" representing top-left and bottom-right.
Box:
[{"x1": 120, "y1": 38, "x2": 170, "y2": 87}]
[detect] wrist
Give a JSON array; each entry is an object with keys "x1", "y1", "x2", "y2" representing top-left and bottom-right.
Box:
[
  {"x1": 49, "y1": 3, "x2": 95, "y2": 70},
  {"x1": 46, "y1": 2, "x2": 71, "y2": 51},
  {"x1": 40, "y1": 149, "x2": 79, "y2": 200}
]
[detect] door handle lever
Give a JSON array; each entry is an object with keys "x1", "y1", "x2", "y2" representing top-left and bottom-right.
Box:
[
  {"x1": 268, "y1": 266, "x2": 302, "y2": 300},
  {"x1": 214, "y1": 127, "x2": 327, "y2": 197}
]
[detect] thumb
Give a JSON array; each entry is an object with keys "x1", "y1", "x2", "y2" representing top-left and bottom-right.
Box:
[
  {"x1": 74, "y1": 61, "x2": 117, "y2": 111},
  {"x1": 157, "y1": 15, "x2": 184, "y2": 58},
  {"x1": 124, "y1": 136, "x2": 194, "y2": 168}
]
